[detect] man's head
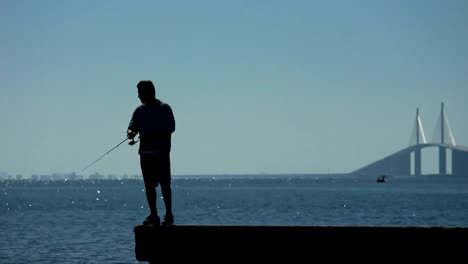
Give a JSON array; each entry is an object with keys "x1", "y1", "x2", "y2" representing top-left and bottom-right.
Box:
[{"x1": 137, "y1": 80, "x2": 156, "y2": 103}]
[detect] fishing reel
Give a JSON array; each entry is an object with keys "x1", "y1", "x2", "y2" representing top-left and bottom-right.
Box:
[
  {"x1": 128, "y1": 139, "x2": 138, "y2": 146},
  {"x1": 127, "y1": 130, "x2": 138, "y2": 146}
]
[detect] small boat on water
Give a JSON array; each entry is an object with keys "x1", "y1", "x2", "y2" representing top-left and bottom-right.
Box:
[{"x1": 376, "y1": 175, "x2": 387, "y2": 183}]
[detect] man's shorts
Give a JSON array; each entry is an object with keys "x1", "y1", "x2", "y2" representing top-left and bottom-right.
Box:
[{"x1": 140, "y1": 152, "x2": 171, "y2": 188}]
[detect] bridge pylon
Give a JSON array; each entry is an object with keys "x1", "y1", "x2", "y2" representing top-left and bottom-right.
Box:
[
  {"x1": 432, "y1": 102, "x2": 456, "y2": 146},
  {"x1": 410, "y1": 107, "x2": 426, "y2": 175},
  {"x1": 434, "y1": 102, "x2": 456, "y2": 175}
]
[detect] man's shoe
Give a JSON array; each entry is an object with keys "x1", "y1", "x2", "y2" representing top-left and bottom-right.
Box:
[
  {"x1": 161, "y1": 213, "x2": 174, "y2": 226},
  {"x1": 143, "y1": 214, "x2": 160, "y2": 226}
]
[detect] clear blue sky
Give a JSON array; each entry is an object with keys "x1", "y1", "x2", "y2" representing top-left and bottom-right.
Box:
[{"x1": 1, "y1": 0, "x2": 467, "y2": 177}]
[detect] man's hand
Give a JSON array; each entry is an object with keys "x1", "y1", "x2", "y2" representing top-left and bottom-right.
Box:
[{"x1": 127, "y1": 129, "x2": 137, "y2": 139}]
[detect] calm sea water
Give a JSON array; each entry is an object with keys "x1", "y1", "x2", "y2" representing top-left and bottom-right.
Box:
[{"x1": 1, "y1": 174, "x2": 468, "y2": 263}]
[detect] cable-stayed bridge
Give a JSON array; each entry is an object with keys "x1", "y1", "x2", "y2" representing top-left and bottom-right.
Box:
[{"x1": 352, "y1": 103, "x2": 468, "y2": 176}]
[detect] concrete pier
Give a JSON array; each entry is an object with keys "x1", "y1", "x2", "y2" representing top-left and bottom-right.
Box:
[{"x1": 134, "y1": 225, "x2": 468, "y2": 262}]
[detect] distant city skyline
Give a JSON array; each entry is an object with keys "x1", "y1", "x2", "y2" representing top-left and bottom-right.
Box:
[{"x1": 1, "y1": 0, "x2": 467, "y2": 177}]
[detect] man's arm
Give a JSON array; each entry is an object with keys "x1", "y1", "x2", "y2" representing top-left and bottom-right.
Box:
[
  {"x1": 163, "y1": 104, "x2": 175, "y2": 134},
  {"x1": 127, "y1": 110, "x2": 139, "y2": 139}
]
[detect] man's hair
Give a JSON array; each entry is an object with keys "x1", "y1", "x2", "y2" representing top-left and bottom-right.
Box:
[{"x1": 137, "y1": 80, "x2": 156, "y2": 98}]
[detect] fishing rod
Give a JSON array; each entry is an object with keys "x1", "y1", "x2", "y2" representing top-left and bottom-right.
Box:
[{"x1": 81, "y1": 137, "x2": 137, "y2": 172}]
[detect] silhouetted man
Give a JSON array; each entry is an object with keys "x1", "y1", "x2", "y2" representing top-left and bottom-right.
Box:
[{"x1": 127, "y1": 80, "x2": 176, "y2": 226}]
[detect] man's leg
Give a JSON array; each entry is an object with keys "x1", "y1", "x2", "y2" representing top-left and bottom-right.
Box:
[
  {"x1": 145, "y1": 185, "x2": 158, "y2": 216},
  {"x1": 159, "y1": 153, "x2": 173, "y2": 225},
  {"x1": 160, "y1": 183, "x2": 173, "y2": 225},
  {"x1": 161, "y1": 184, "x2": 172, "y2": 215},
  {"x1": 140, "y1": 155, "x2": 159, "y2": 224}
]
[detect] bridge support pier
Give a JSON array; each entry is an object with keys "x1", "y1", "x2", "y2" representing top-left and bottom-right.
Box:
[
  {"x1": 439, "y1": 147, "x2": 446, "y2": 175},
  {"x1": 415, "y1": 148, "x2": 421, "y2": 176},
  {"x1": 453, "y1": 149, "x2": 468, "y2": 176}
]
